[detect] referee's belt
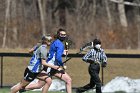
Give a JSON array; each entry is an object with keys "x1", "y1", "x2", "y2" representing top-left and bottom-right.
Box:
[{"x1": 91, "y1": 61, "x2": 100, "y2": 64}]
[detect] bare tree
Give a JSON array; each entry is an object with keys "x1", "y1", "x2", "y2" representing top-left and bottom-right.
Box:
[
  {"x1": 110, "y1": 0, "x2": 140, "y2": 7},
  {"x1": 11, "y1": 0, "x2": 18, "y2": 47},
  {"x1": 137, "y1": 15, "x2": 140, "y2": 48},
  {"x1": 2, "y1": 0, "x2": 10, "y2": 48},
  {"x1": 38, "y1": 0, "x2": 46, "y2": 35},
  {"x1": 135, "y1": 0, "x2": 140, "y2": 48},
  {"x1": 118, "y1": 0, "x2": 128, "y2": 27},
  {"x1": 105, "y1": 0, "x2": 113, "y2": 28}
]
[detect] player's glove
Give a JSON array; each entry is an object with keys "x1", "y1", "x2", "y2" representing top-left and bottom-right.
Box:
[
  {"x1": 57, "y1": 66, "x2": 66, "y2": 74},
  {"x1": 80, "y1": 47, "x2": 83, "y2": 51},
  {"x1": 63, "y1": 65, "x2": 67, "y2": 70},
  {"x1": 101, "y1": 62, "x2": 107, "y2": 67}
]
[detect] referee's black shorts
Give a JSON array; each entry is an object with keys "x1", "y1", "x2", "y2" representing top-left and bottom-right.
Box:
[{"x1": 24, "y1": 67, "x2": 39, "y2": 82}]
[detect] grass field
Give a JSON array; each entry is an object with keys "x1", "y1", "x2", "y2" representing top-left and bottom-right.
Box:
[
  {"x1": 0, "y1": 88, "x2": 66, "y2": 93},
  {"x1": 0, "y1": 88, "x2": 96, "y2": 93},
  {"x1": 0, "y1": 88, "x2": 126, "y2": 93}
]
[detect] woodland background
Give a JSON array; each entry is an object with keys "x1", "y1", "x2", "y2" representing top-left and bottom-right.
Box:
[{"x1": 0, "y1": 0, "x2": 140, "y2": 49}]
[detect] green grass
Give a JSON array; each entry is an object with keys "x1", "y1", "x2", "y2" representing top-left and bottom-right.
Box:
[
  {"x1": 0, "y1": 88, "x2": 66, "y2": 93},
  {"x1": 0, "y1": 88, "x2": 127, "y2": 93}
]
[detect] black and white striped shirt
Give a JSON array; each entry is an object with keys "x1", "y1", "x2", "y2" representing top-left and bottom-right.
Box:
[{"x1": 82, "y1": 48, "x2": 107, "y2": 64}]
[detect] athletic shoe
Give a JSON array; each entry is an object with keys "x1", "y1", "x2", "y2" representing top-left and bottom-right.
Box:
[{"x1": 19, "y1": 89, "x2": 26, "y2": 93}]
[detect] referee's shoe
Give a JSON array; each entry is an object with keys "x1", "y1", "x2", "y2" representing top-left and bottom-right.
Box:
[
  {"x1": 18, "y1": 89, "x2": 26, "y2": 93},
  {"x1": 76, "y1": 88, "x2": 85, "y2": 93},
  {"x1": 76, "y1": 89, "x2": 82, "y2": 93}
]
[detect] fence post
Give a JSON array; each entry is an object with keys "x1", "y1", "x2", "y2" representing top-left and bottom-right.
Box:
[{"x1": 1, "y1": 56, "x2": 3, "y2": 88}]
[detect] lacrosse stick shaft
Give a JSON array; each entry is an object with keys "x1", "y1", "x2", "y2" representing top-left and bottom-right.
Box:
[
  {"x1": 65, "y1": 42, "x2": 69, "y2": 59},
  {"x1": 101, "y1": 51, "x2": 104, "y2": 86},
  {"x1": 63, "y1": 50, "x2": 82, "y2": 64},
  {"x1": 101, "y1": 66, "x2": 104, "y2": 86}
]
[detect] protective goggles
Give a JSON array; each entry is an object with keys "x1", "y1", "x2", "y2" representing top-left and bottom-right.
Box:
[{"x1": 60, "y1": 33, "x2": 67, "y2": 37}]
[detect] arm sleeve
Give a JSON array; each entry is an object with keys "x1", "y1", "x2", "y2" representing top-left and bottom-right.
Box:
[
  {"x1": 101, "y1": 49, "x2": 107, "y2": 63},
  {"x1": 40, "y1": 46, "x2": 47, "y2": 60},
  {"x1": 55, "y1": 43, "x2": 64, "y2": 66},
  {"x1": 82, "y1": 50, "x2": 93, "y2": 62},
  {"x1": 33, "y1": 45, "x2": 39, "y2": 51},
  {"x1": 102, "y1": 52, "x2": 107, "y2": 63}
]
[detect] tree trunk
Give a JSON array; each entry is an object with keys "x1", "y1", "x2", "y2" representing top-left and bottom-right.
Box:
[
  {"x1": 135, "y1": 0, "x2": 140, "y2": 48},
  {"x1": 118, "y1": 0, "x2": 128, "y2": 27},
  {"x1": 75, "y1": 0, "x2": 82, "y2": 48},
  {"x1": 11, "y1": 0, "x2": 18, "y2": 47},
  {"x1": 58, "y1": 0, "x2": 66, "y2": 27},
  {"x1": 2, "y1": 0, "x2": 10, "y2": 48},
  {"x1": 38, "y1": 0, "x2": 46, "y2": 36},
  {"x1": 105, "y1": 0, "x2": 113, "y2": 28},
  {"x1": 92, "y1": 0, "x2": 97, "y2": 37},
  {"x1": 137, "y1": 15, "x2": 140, "y2": 48},
  {"x1": 42, "y1": 0, "x2": 47, "y2": 32}
]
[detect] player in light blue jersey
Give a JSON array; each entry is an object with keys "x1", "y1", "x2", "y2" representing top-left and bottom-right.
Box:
[
  {"x1": 19, "y1": 35, "x2": 55, "y2": 92},
  {"x1": 10, "y1": 35, "x2": 60, "y2": 93}
]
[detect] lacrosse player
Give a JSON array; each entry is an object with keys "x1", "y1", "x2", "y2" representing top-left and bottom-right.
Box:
[
  {"x1": 10, "y1": 35, "x2": 60, "y2": 93},
  {"x1": 19, "y1": 35, "x2": 54, "y2": 93},
  {"x1": 47, "y1": 28, "x2": 72, "y2": 93},
  {"x1": 20, "y1": 28, "x2": 72, "y2": 93},
  {"x1": 76, "y1": 38, "x2": 107, "y2": 93}
]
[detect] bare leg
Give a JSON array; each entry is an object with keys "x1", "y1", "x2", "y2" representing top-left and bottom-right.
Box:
[
  {"x1": 11, "y1": 83, "x2": 20, "y2": 91},
  {"x1": 25, "y1": 80, "x2": 45, "y2": 90},
  {"x1": 10, "y1": 79, "x2": 30, "y2": 93},
  {"x1": 25, "y1": 72, "x2": 52, "y2": 92},
  {"x1": 42, "y1": 77, "x2": 52, "y2": 93},
  {"x1": 54, "y1": 72, "x2": 72, "y2": 93}
]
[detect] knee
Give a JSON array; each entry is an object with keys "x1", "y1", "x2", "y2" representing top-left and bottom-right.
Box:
[
  {"x1": 47, "y1": 80, "x2": 52, "y2": 86},
  {"x1": 45, "y1": 78, "x2": 52, "y2": 86},
  {"x1": 66, "y1": 77, "x2": 72, "y2": 85}
]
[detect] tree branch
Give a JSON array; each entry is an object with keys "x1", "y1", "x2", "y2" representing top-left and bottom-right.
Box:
[{"x1": 109, "y1": 0, "x2": 140, "y2": 7}]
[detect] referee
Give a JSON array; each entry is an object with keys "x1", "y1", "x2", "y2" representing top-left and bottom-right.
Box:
[{"x1": 76, "y1": 38, "x2": 107, "y2": 93}]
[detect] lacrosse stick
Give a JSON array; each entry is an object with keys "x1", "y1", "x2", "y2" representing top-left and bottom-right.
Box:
[{"x1": 63, "y1": 50, "x2": 83, "y2": 64}]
